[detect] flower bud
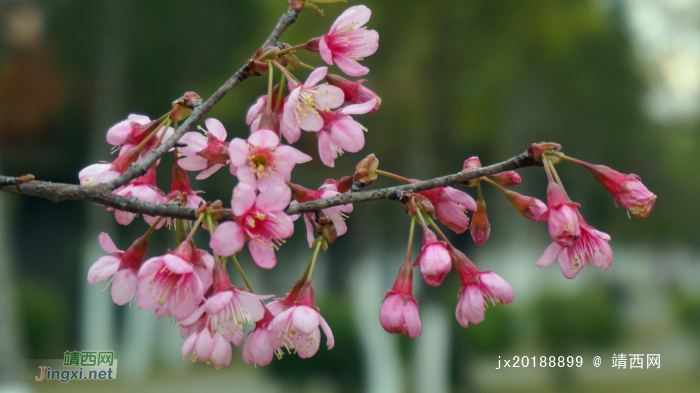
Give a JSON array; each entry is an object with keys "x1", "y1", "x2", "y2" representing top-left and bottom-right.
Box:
[
  {"x1": 470, "y1": 198, "x2": 490, "y2": 245},
  {"x1": 354, "y1": 153, "x2": 379, "y2": 184},
  {"x1": 527, "y1": 143, "x2": 545, "y2": 161},
  {"x1": 488, "y1": 171, "x2": 521, "y2": 186},
  {"x1": 170, "y1": 92, "x2": 201, "y2": 122},
  {"x1": 502, "y1": 189, "x2": 548, "y2": 221},
  {"x1": 416, "y1": 229, "x2": 451, "y2": 287},
  {"x1": 461, "y1": 156, "x2": 482, "y2": 187}
]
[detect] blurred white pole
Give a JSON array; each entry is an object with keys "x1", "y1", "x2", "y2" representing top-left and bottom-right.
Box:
[
  {"x1": 414, "y1": 303, "x2": 451, "y2": 393},
  {"x1": 79, "y1": 0, "x2": 129, "y2": 352},
  {"x1": 350, "y1": 253, "x2": 405, "y2": 393}
]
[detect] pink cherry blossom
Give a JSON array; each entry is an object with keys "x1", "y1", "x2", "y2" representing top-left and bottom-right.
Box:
[
  {"x1": 106, "y1": 114, "x2": 174, "y2": 157},
  {"x1": 112, "y1": 166, "x2": 166, "y2": 228},
  {"x1": 450, "y1": 246, "x2": 513, "y2": 327},
  {"x1": 281, "y1": 67, "x2": 344, "y2": 144},
  {"x1": 269, "y1": 282, "x2": 334, "y2": 359},
  {"x1": 210, "y1": 183, "x2": 294, "y2": 269},
  {"x1": 419, "y1": 187, "x2": 477, "y2": 234},
  {"x1": 178, "y1": 118, "x2": 230, "y2": 180},
  {"x1": 316, "y1": 99, "x2": 376, "y2": 167},
  {"x1": 78, "y1": 147, "x2": 141, "y2": 186},
  {"x1": 246, "y1": 90, "x2": 286, "y2": 136},
  {"x1": 315, "y1": 6, "x2": 379, "y2": 77},
  {"x1": 324, "y1": 74, "x2": 381, "y2": 113},
  {"x1": 288, "y1": 182, "x2": 353, "y2": 247},
  {"x1": 137, "y1": 240, "x2": 214, "y2": 320},
  {"x1": 180, "y1": 262, "x2": 269, "y2": 365},
  {"x1": 380, "y1": 258, "x2": 421, "y2": 338},
  {"x1": 569, "y1": 159, "x2": 657, "y2": 219},
  {"x1": 415, "y1": 229, "x2": 451, "y2": 287},
  {"x1": 242, "y1": 308, "x2": 281, "y2": 367},
  {"x1": 228, "y1": 129, "x2": 311, "y2": 191},
  {"x1": 536, "y1": 218, "x2": 613, "y2": 279},
  {"x1": 546, "y1": 181, "x2": 580, "y2": 247},
  {"x1": 87, "y1": 233, "x2": 148, "y2": 305}
]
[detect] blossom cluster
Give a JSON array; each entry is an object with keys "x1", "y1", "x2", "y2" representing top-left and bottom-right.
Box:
[{"x1": 80, "y1": 4, "x2": 656, "y2": 369}]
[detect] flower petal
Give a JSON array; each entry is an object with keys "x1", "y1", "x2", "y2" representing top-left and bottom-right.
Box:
[
  {"x1": 205, "y1": 118, "x2": 227, "y2": 141},
  {"x1": 210, "y1": 221, "x2": 245, "y2": 257},
  {"x1": 231, "y1": 183, "x2": 257, "y2": 216},
  {"x1": 111, "y1": 268, "x2": 137, "y2": 305},
  {"x1": 87, "y1": 256, "x2": 121, "y2": 284},
  {"x1": 536, "y1": 242, "x2": 562, "y2": 267},
  {"x1": 98, "y1": 232, "x2": 122, "y2": 254}
]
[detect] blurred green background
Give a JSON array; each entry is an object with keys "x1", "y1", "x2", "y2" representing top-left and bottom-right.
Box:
[{"x1": 0, "y1": 0, "x2": 698, "y2": 392}]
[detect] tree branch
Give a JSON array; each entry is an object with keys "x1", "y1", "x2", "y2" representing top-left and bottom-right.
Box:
[
  {"x1": 0, "y1": 150, "x2": 540, "y2": 220},
  {"x1": 100, "y1": 8, "x2": 301, "y2": 191}
]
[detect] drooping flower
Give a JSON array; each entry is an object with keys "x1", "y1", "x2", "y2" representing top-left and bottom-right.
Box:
[
  {"x1": 210, "y1": 183, "x2": 294, "y2": 269},
  {"x1": 316, "y1": 99, "x2": 377, "y2": 167},
  {"x1": 324, "y1": 74, "x2": 381, "y2": 113},
  {"x1": 269, "y1": 281, "x2": 334, "y2": 359},
  {"x1": 419, "y1": 187, "x2": 477, "y2": 234},
  {"x1": 107, "y1": 116, "x2": 175, "y2": 157},
  {"x1": 228, "y1": 129, "x2": 311, "y2": 191},
  {"x1": 281, "y1": 67, "x2": 344, "y2": 144},
  {"x1": 567, "y1": 158, "x2": 657, "y2": 219},
  {"x1": 112, "y1": 166, "x2": 166, "y2": 228},
  {"x1": 87, "y1": 233, "x2": 148, "y2": 305},
  {"x1": 178, "y1": 118, "x2": 230, "y2": 180},
  {"x1": 246, "y1": 85, "x2": 286, "y2": 136},
  {"x1": 287, "y1": 182, "x2": 353, "y2": 247},
  {"x1": 137, "y1": 239, "x2": 214, "y2": 320},
  {"x1": 242, "y1": 307, "x2": 281, "y2": 367},
  {"x1": 308, "y1": 5, "x2": 379, "y2": 77},
  {"x1": 451, "y1": 246, "x2": 513, "y2": 327},
  {"x1": 536, "y1": 216, "x2": 613, "y2": 279},
  {"x1": 180, "y1": 261, "x2": 269, "y2": 367},
  {"x1": 415, "y1": 228, "x2": 451, "y2": 287},
  {"x1": 380, "y1": 257, "x2": 421, "y2": 338},
  {"x1": 546, "y1": 181, "x2": 580, "y2": 247}
]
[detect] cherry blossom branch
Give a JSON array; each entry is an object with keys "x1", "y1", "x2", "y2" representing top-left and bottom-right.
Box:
[
  {"x1": 100, "y1": 8, "x2": 301, "y2": 191},
  {"x1": 0, "y1": 149, "x2": 540, "y2": 219}
]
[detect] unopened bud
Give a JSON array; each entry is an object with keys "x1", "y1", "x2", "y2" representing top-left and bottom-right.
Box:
[
  {"x1": 488, "y1": 171, "x2": 521, "y2": 187},
  {"x1": 461, "y1": 156, "x2": 482, "y2": 187},
  {"x1": 354, "y1": 153, "x2": 379, "y2": 184},
  {"x1": 170, "y1": 92, "x2": 201, "y2": 121}
]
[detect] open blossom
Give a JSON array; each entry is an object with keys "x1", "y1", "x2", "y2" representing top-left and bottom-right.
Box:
[
  {"x1": 451, "y1": 246, "x2": 513, "y2": 327},
  {"x1": 546, "y1": 181, "x2": 580, "y2": 247},
  {"x1": 210, "y1": 183, "x2": 294, "y2": 269},
  {"x1": 242, "y1": 307, "x2": 281, "y2": 367},
  {"x1": 325, "y1": 74, "x2": 381, "y2": 113},
  {"x1": 310, "y1": 5, "x2": 379, "y2": 77},
  {"x1": 416, "y1": 229, "x2": 451, "y2": 287},
  {"x1": 269, "y1": 282, "x2": 334, "y2": 359},
  {"x1": 537, "y1": 217, "x2": 613, "y2": 279},
  {"x1": 573, "y1": 160, "x2": 657, "y2": 219},
  {"x1": 316, "y1": 99, "x2": 377, "y2": 167},
  {"x1": 79, "y1": 147, "x2": 141, "y2": 186},
  {"x1": 87, "y1": 233, "x2": 148, "y2": 305},
  {"x1": 281, "y1": 67, "x2": 344, "y2": 144},
  {"x1": 228, "y1": 129, "x2": 311, "y2": 191},
  {"x1": 179, "y1": 118, "x2": 230, "y2": 180},
  {"x1": 419, "y1": 187, "x2": 477, "y2": 234},
  {"x1": 106, "y1": 115, "x2": 174, "y2": 157},
  {"x1": 380, "y1": 257, "x2": 421, "y2": 338},
  {"x1": 180, "y1": 261, "x2": 268, "y2": 367},
  {"x1": 137, "y1": 239, "x2": 214, "y2": 320},
  {"x1": 288, "y1": 182, "x2": 353, "y2": 247},
  {"x1": 112, "y1": 166, "x2": 166, "y2": 228}
]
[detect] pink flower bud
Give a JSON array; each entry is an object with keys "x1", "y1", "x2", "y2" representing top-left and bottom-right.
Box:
[
  {"x1": 416, "y1": 229, "x2": 451, "y2": 287},
  {"x1": 461, "y1": 156, "x2": 482, "y2": 187},
  {"x1": 325, "y1": 74, "x2": 382, "y2": 113},
  {"x1": 488, "y1": 171, "x2": 521, "y2": 186},
  {"x1": 379, "y1": 292, "x2": 421, "y2": 338},
  {"x1": 470, "y1": 198, "x2": 490, "y2": 245},
  {"x1": 502, "y1": 189, "x2": 548, "y2": 221}
]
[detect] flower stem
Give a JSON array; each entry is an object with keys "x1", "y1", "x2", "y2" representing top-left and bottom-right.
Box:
[
  {"x1": 134, "y1": 115, "x2": 168, "y2": 153},
  {"x1": 306, "y1": 237, "x2": 324, "y2": 283},
  {"x1": 174, "y1": 219, "x2": 182, "y2": 245},
  {"x1": 152, "y1": 119, "x2": 173, "y2": 150},
  {"x1": 185, "y1": 213, "x2": 205, "y2": 242},
  {"x1": 423, "y1": 211, "x2": 452, "y2": 246},
  {"x1": 482, "y1": 176, "x2": 507, "y2": 193},
  {"x1": 275, "y1": 73, "x2": 286, "y2": 115},
  {"x1": 375, "y1": 170, "x2": 413, "y2": 184},
  {"x1": 298, "y1": 61, "x2": 316, "y2": 71},
  {"x1": 270, "y1": 43, "x2": 307, "y2": 57},
  {"x1": 406, "y1": 214, "x2": 417, "y2": 257},
  {"x1": 231, "y1": 254, "x2": 254, "y2": 292},
  {"x1": 143, "y1": 216, "x2": 164, "y2": 240},
  {"x1": 271, "y1": 61, "x2": 299, "y2": 84},
  {"x1": 266, "y1": 64, "x2": 274, "y2": 112}
]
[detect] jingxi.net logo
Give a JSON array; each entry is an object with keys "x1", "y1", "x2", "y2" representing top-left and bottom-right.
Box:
[{"x1": 20, "y1": 350, "x2": 118, "y2": 383}]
